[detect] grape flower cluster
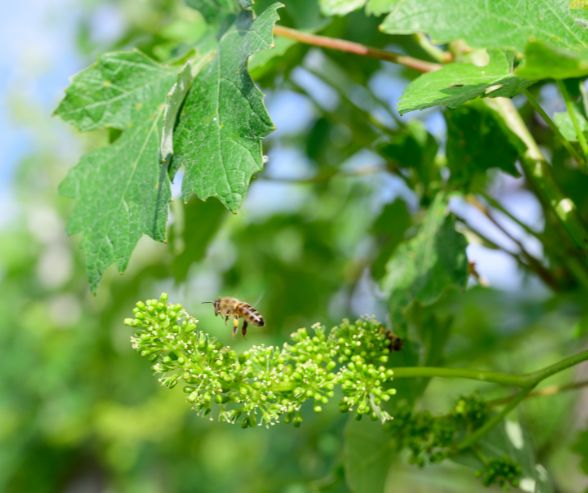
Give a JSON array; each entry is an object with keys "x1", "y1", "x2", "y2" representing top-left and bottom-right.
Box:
[{"x1": 125, "y1": 294, "x2": 397, "y2": 427}]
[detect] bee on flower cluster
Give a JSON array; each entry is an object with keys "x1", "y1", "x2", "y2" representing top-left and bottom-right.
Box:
[
  {"x1": 379, "y1": 326, "x2": 404, "y2": 352},
  {"x1": 203, "y1": 297, "x2": 264, "y2": 336}
]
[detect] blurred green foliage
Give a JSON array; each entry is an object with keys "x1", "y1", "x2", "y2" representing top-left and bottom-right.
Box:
[{"x1": 3, "y1": 0, "x2": 588, "y2": 491}]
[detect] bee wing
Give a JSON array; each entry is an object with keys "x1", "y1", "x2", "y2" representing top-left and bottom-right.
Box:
[{"x1": 253, "y1": 291, "x2": 264, "y2": 306}]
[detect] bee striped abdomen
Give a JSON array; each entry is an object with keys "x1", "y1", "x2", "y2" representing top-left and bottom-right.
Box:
[{"x1": 238, "y1": 303, "x2": 264, "y2": 326}]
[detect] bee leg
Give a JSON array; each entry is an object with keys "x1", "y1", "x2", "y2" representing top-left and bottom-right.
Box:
[
  {"x1": 232, "y1": 318, "x2": 239, "y2": 336},
  {"x1": 241, "y1": 320, "x2": 248, "y2": 337},
  {"x1": 225, "y1": 316, "x2": 229, "y2": 325}
]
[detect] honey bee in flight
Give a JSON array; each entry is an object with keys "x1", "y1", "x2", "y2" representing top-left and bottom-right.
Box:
[{"x1": 203, "y1": 297, "x2": 265, "y2": 336}]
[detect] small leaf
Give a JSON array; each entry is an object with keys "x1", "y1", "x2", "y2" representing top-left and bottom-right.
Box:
[
  {"x1": 445, "y1": 102, "x2": 521, "y2": 190},
  {"x1": 365, "y1": 0, "x2": 395, "y2": 15},
  {"x1": 376, "y1": 120, "x2": 439, "y2": 195},
  {"x1": 370, "y1": 199, "x2": 412, "y2": 281},
  {"x1": 320, "y1": 0, "x2": 366, "y2": 16},
  {"x1": 554, "y1": 109, "x2": 588, "y2": 142},
  {"x1": 572, "y1": 425, "x2": 588, "y2": 474},
  {"x1": 380, "y1": 0, "x2": 588, "y2": 53},
  {"x1": 381, "y1": 194, "x2": 468, "y2": 329},
  {"x1": 174, "y1": 4, "x2": 281, "y2": 212},
  {"x1": 185, "y1": 0, "x2": 240, "y2": 23},
  {"x1": 398, "y1": 51, "x2": 529, "y2": 114},
  {"x1": 516, "y1": 40, "x2": 588, "y2": 80},
  {"x1": 55, "y1": 50, "x2": 176, "y2": 132}
]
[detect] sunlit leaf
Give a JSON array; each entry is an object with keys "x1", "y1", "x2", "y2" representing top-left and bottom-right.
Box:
[
  {"x1": 515, "y1": 40, "x2": 588, "y2": 80},
  {"x1": 173, "y1": 4, "x2": 281, "y2": 211},
  {"x1": 380, "y1": 0, "x2": 588, "y2": 53},
  {"x1": 56, "y1": 52, "x2": 179, "y2": 290},
  {"x1": 398, "y1": 51, "x2": 529, "y2": 114},
  {"x1": 55, "y1": 50, "x2": 176, "y2": 132}
]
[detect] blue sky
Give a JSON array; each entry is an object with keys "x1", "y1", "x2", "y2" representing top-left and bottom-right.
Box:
[{"x1": 0, "y1": 0, "x2": 83, "y2": 218}]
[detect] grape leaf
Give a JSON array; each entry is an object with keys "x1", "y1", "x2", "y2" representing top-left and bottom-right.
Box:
[
  {"x1": 343, "y1": 418, "x2": 395, "y2": 493},
  {"x1": 173, "y1": 4, "x2": 280, "y2": 212},
  {"x1": 572, "y1": 426, "x2": 588, "y2": 474},
  {"x1": 515, "y1": 40, "x2": 588, "y2": 80},
  {"x1": 398, "y1": 51, "x2": 529, "y2": 114},
  {"x1": 370, "y1": 198, "x2": 412, "y2": 281},
  {"x1": 320, "y1": 0, "x2": 366, "y2": 16},
  {"x1": 376, "y1": 120, "x2": 439, "y2": 196},
  {"x1": 59, "y1": 108, "x2": 171, "y2": 291},
  {"x1": 185, "y1": 0, "x2": 240, "y2": 23},
  {"x1": 365, "y1": 0, "x2": 395, "y2": 15},
  {"x1": 380, "y1": 0, "x2": 588, "y2": 53},
  {"x1": 169, "y1": 199, "x2": 226, "y2": 282},
  {"x1": 445, "y1": 102, "x2": 520, "y2": 190},
  {"x1": 54, "y1": 50, "x2": 176, "y2": 132},
  {"x1": 381, "y1": 194, "x2": 468, "y2": 329},
  {"x1": 56, "y1": 52, "x2": 179, "y2": 290},
  {"x1": 554, "y1": 108, "x2": 588, "y2": 142}
]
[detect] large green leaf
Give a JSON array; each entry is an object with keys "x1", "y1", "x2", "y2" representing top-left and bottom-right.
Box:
[
  {"x1": 173, "y1": 4, "x2": 280, "y2": 211},
  {"x1": 54, "y1": 50, "x2": 176, "y2": 132},
  {"x1": 56, "y1": 52, "x2": 179, "y2": 290},
  {"x1": 169, "y1": 199, "x2": 227, "y2": 282},
  {"x1": 445, "y1": 102, "x2": 520, "y2": 190},
  {"x1": 59, "y1": 107, "x2": 171, "y2": 291},
  {"x1": 398, "y1": 51, "x2": 529, "y2": 114},
  {"x1": 343, "y1": 418, "x2": 395, "y2": 493},
  {"x1": 381, "y1": 194, "x2": 468, "y2": 329},
  {"x1": 515, "y1": 40, "x2": 588, "y2": 80},
  {"x1": 380, "y1": 0, "x2": 588, "y2": 53}
]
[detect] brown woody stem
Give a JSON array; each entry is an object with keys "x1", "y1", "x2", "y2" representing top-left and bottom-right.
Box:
[{"x1": 272, "y1": 25, "x2": 441, "y2": 73}]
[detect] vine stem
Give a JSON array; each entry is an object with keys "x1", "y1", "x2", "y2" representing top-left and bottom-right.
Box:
[
  {"x1": 272, "y1": 25, "x2": 441, "y2": 73},
  {"x1": 465, "y1": 195, "x2": 559, "y2": 288},
  {"x1": 487, "y1": 98, "x2": 588, "y2": 273},
  {"x1": 393, "y1": 349, "x2": 588, "y2": 387},
  {"x1": 488, "y1": 378, "x2": 588, "y2": 406},
  {"x1": 454, "y1": 216, "x2": 551, "y2": 286},
  {"x1": 479, "y1": 192, "x2": 540, "y2": 239},
  {"x1": 457, "y1": 386, "x2": 534, "y2": 451},
  {"x1": 524, "y1": 89, "x2": 585, "y2": 165},
  {"x1": 557, "y1": 80, "x2": 588, "y2": 160},
  {"x1": 392, "y1": 366, "x2": 527, "y2": 386},
  {"x1": 430, "y1": 348, "x2": 588, "y2": 451},
  {"x1": 260, "y1": 164, "x2": 387, "y2": 184}
]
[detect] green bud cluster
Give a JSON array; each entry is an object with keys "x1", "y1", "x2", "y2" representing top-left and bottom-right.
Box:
[
  {"x1": 390, "y1": 394, "x2": 490, "y2": 467},
  {"x1": 390, "y1": 395, "x2": 522, "y2": 489},
  {"x1": 125, "y1": 294, "x2": 397, "y2": 427},
  {"x1": 476, "y1": 457, "x2": 522, "y2": 488}
]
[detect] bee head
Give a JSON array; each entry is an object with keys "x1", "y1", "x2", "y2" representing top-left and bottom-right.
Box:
[{"x1": 202, "y1": 299, "x2": 220, "y2": 316}]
